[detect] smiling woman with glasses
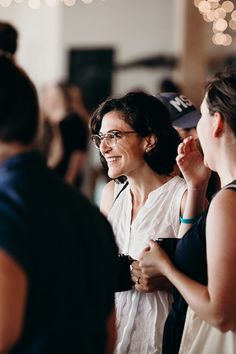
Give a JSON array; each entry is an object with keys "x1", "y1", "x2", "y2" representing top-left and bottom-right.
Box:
[{"x1": 90, "y1": 91, "x2": 188, "y2": 354}]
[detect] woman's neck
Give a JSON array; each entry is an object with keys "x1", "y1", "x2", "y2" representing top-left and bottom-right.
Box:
[
  {"x1": 215, "y1": 140, "x2": 236, "y2": 188},
  {"x1": 128, "y1": 165, "x2": 172, "y2": 197},
  {"x1": 127, "y1": 169, "x2": 173, "y2": 222}
]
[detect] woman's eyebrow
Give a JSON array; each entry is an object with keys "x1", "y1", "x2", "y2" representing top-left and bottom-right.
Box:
[{"x1": 99, "y1": 129, "x2": 120, "y2": 134}]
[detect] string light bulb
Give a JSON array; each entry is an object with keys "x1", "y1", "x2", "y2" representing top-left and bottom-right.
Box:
[
  {"x1": 195, "y1": 0, "x2": 236, "y2": 46},
  {"x1": 0, "y1": 0, "x2": 104, "y2": 7},
  {"x1": 0, "y1": 0, "x2": 12, "y2": 7}
]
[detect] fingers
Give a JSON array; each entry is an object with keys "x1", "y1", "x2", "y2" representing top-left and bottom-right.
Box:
[
  {"x1": 131, "y1": 267, "x2": 141, "y2": 279},
  {"x1": 135, "y1": 281, "x2": 150, "y2": 293},
  {"x1": 148, "y1": 239, "x2": 157, "y2": 248},
  {"x1": 176, "y1": 136, "x2": 198, "y2": 168},
  {"x1": 133, "y1": 273, "x2": 150, "y2": 292},
  {"x1": 176, "y1": 153, "x2": 185, "y2": 166},
  {"x1": 130, "y1": 260, "x2": 141, "y2": 284},
  {"x1": 177, "y1": 136, "x2": 196, "y2": 155},
  {"x1": 131, "y1": 260, "x2": 150, "y2": 287},
  {"x1": 131, "y1": 272, "x2": 142, "y2": 285},
  {"x1": 132, "y1": 260, "x2": 141, "y2": 270},
  {"x1": 139, "y1": 240, "x2": 157, "y2": 260}
]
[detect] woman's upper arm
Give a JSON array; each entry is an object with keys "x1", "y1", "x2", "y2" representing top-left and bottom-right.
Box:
[
  {"x1": 100, "y1": 180, "x2": 115, "y2": 217},
  {"x1": 0, "y1": 251, "x2": 28, "y2": 352},
  {"x1": 206, "y1": 190, "x2": 236, "y2": 327}
]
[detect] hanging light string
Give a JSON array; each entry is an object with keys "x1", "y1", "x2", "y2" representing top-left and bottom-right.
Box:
[
  {"x1": 0, "y1": 0, "x2": 106, "y2": 9},
  {"x1": 194, "y1": 0, "x2": 236, "y2": 46}
]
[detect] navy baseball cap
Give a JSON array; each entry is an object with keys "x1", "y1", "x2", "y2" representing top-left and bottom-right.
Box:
[{"x1": 156, "y1": 92, "x2": 201, "y2": 129}]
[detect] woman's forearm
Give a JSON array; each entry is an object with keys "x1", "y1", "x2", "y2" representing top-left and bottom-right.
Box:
[
  {"x1": 163, "y1": 260, "x2": 235, "y2": 331},
  {"x1": 178, "y1": 186, "x2": 208, "y2": 237}
]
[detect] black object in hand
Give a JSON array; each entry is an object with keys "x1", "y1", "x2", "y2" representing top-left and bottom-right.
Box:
[
  {"x1": 155, "y1": 238, "x2": 179, "y2": 262},
  {"x1": 115, "y1": 254, "x2": 134, "y2": 292}
]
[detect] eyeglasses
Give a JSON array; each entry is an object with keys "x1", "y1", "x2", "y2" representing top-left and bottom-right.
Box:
[{"x1": 91, "y1": 130, "x2": 136, "y2": 149}]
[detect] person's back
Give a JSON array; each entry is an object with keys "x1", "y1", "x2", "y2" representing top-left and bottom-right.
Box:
[
  {"x1": 0, "y1": 149, "x2": 117, "y2": 354},
  {"x1": 0, "y1": 54, "x2": 117, "y2": 354}
]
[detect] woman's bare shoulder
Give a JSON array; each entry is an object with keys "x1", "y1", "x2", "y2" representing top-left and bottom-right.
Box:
[{"x1": 100, "y1": 180, "x2": 116, "y2": 217}]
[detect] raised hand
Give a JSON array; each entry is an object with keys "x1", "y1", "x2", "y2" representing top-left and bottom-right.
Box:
[{"x1": 176, "y1": 136, "x2": 211, "y2": 190}]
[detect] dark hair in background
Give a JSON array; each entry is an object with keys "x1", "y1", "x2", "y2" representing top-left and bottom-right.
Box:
[
  {"x1": 90, "y1": 91, "x2": 181, "y2": 182},
  {"x1": 205, "y1": 70, "x2": 236, "y2": 138},
  {"x1": 160, "y1": 78, "x2": 180, "y2": 93},
  {"x1": 0, "y1": 57, "x2": 39, "y2": 144},
  {"x1": 0, "y1": 22, "x2": 18, "y2": 55}
]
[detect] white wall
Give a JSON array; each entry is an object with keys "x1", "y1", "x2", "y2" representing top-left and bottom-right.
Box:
[
  {"x1": 0, "y1": 0, "x2": 177, "y2": 94},
  {"x1": 61, "y1": 0, "x2": 177, "y2": 95},
  {"x1": 0, "y1": 2, "x2": 64, "y2": 88}
]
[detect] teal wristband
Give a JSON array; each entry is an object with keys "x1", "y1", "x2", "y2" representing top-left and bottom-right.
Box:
[{"x1": 179, "y1": 215, "x2": 200, "y2": 224}]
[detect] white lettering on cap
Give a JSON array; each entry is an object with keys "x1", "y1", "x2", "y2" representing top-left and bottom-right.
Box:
[{"x1": 170, "y1": 95, "x2": 193, "y2": 112}]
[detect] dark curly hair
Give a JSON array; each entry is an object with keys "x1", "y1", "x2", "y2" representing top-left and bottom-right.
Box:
[
  {"x1": 205, "y1": 70, "x2": 236, "y2": 138},
  {"x1": 90, "y1": 91, "x2": 181, "y2": 182}
]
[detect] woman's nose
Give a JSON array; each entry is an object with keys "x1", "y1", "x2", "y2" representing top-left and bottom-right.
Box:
[{"x1": 100, "y1": 138, "x2": 112, "y2": 154}]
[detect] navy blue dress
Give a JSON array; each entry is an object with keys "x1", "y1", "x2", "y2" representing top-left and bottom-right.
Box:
[
  {"x1": 162, "y1": 181, "x2": 236, "y2": 354},
  {"x1": 162, "y1": 212, "x2": 208, "y2": 354}
]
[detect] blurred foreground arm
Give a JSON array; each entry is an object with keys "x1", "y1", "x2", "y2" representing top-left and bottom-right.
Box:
[
  {"x1": 106, "y1": 307, "x2": 116, "y2": 354},
  {"x1": 0, "y1": 251, "x2": 27, "y2": 353}
]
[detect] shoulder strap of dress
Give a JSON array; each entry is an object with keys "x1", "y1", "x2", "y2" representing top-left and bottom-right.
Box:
[
  {"x1": 113, "y1": 181, "x2": 129, "y2": 204},
  {"x1": 222, "y1": 180, "x2": 236, "y2": 191}
]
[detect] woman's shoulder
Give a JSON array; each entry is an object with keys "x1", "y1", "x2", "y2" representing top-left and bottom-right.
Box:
[
  {"x1": 165, "y1": 175, "x2": 187, "y2": 196},
  {"x1": 211, "y1": 180, "x2": 236, "y2": 204},
  {"x1": 100, "y1": 180, "x2": 128, "y2": 217},
  {"x1": 100, "y1": 180, "x2": 116, "y2": 217},
  {"x1": 207, "y1": 183, "x2": 236, "y2": 231},
  {"x1": 172, "y1": 175, "x2": 187, "y2": 186}
]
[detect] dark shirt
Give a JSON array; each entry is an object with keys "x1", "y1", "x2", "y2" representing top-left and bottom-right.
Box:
[
  {"x1": 53, "y1": 112, "x2": 88, "y2": 180},
  {"x1": 162, "y1": 212, "x2": 208, "y2": 354},
  {"x1": 0, "y1": 150, "x2": 117, "y2": 354}
]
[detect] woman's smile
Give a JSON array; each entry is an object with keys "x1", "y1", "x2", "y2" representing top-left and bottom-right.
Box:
[{"x1": 106, "y1": 156, "x2": 121, "y2": 165}]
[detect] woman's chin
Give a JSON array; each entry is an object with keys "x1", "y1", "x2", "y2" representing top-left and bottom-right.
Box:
[{"x1": 108, "y1": 168, "x2": 121, "y2": 179}]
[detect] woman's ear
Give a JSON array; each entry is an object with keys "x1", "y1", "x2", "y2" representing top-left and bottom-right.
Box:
[
  {"x1": 145, "y1": 134, "x2": 157, "y2": 153},
  {"x1": 212, "y1": 112, "x2": 224, "y2": 137}
]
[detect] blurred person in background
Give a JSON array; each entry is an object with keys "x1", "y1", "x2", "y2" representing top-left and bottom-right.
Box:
[
  {"x1": 159, "y1": 78, "x2": 181, "y2": 95},
  {"x1": 40, "y1": 82, "x2": 88, "y2": 188},
  {"x1": 156, "y1": 92, "x2": 199, "y2": 140},
  {"x1": 67, "y1": 83, "x2": 90, "y2": 123},
  {"x1": 90, "y1": 91, "x2": 189, "y2": 354},
  {"x1": 156, "y1": 92, "x2": 220, "y2": 200},
  {"x1": 0, "y1": 54, "x2": 117, "y2": 354}
]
